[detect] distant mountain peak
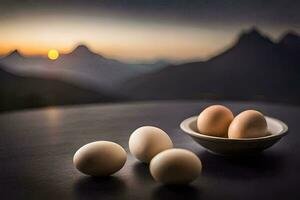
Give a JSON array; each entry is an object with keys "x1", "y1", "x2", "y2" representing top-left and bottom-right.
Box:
[
  {"x1": 281, "y1": 31, "x2": 299, "y2": 38},
  {"x1": 239, "y1": 27, "x2": 271, "y2": 41},
  {"x1": 245, "y1": 26, "x2": 261, "y2": 34},
  {"x1": 279, "y1": 31, "x2": 300, "y2": 43},
  {"x1": 235, "y1": 27, "x2": 273, "y2": 48},
  {"x1": 7, "y1": 49, "x2": 23, "y2": 58},
  {"x1": 279, "y1": 31, "x2": 300, "y2": 52},
  {"x1": 70, "y1": 44, "x2": 100, "y2": 57},
  {"x1": 73, "y1": 44, "x2": 90, "y2": 51}
]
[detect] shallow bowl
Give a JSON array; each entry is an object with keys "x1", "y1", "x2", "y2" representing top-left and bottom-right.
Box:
[{"x1": 180, "y1": 116, "x2": 288, "y2": 156}]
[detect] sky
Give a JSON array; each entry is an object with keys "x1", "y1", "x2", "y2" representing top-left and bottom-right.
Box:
[{"x1": 0, "y1": 0, "x2": 299, "y2": 62}]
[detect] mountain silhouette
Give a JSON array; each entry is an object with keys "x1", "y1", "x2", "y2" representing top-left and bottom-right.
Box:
[
  {"x1": 279, "y1": 32, "x2": 300, "y2": 55},
  {"x1": 5, "y1": 49, "x2": 23, "y2": 58},
  {"x1": 0, "y1": 44, "x2": 165, "y2": 91},
  {"x1": 0, "y1": 64, "x2": 115, "y2": 112},
  {"x1": 67, "y1": 44, "x2": 104, "y2": 58},
  {"x1": 122, "y1": 28, "x2": 300, "y2": 104},
  {"x1": 71, "y1": 44, "x2": 95, "y2": 55}
]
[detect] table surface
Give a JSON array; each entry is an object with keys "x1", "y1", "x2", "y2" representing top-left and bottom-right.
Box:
[{"x1": 0, "y1": 100, "x2": 299, "y2": 200}]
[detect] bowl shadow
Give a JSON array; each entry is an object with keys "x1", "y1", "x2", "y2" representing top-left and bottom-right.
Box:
[{"x1": 197, "y1": 150, "x2": 286, "y2": 180}]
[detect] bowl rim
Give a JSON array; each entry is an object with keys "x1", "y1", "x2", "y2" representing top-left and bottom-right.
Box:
[{"x1": 180, "y1": 115, "x2": 288, "y2": 142}]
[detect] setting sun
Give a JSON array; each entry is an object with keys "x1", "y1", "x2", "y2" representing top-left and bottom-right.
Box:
[{"x1": 48, "y1": 49, "x2": 59, "y2": 60}]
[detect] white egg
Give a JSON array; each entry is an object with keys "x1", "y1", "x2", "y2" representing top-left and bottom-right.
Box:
[
  {"x1": 73, "y1": 141, "x2": 127, "y2": 176},
  {"x1": 150, "y1": 149, "x2": 202, "y2": 185},
  {"x1": 129, "y1": 126, "x2": 173, "y2": 163}
]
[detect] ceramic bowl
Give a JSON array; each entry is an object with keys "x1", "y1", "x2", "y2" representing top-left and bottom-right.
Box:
[{"x1": 180, "y1": 116, "x2": 288, "y2": 156}]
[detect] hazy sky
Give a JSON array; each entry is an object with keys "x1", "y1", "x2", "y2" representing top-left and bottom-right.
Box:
[{"x1": 0, "y1": 0, "x2": 299, "y2": 62}]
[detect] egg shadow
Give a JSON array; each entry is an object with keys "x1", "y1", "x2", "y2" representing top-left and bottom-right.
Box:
[
  {"x1": 73, "y1": 176, "x2": 127, "y2": 199},
  {"x1": 131, "y1": 162, "x2": 154, "y2": 183},
  {"x1": 197, "y1": 150, "x2": 286, "y2": 180},
  {"x1": 152, "y1": 184, "x2": 202, "y2": 200}
]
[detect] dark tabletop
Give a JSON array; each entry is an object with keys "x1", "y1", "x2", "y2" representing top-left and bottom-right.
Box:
[{"x1": 0, "y1": 100, "x2": 299, "y2": 200}]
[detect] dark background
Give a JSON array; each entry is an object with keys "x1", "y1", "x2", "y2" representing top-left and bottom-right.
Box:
[{"x1": 0, "y1": 0, "x2": 299, "y2": 112}]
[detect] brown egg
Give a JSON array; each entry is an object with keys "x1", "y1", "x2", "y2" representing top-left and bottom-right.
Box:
[
  {"x1": 228, "y1": 110, "x2": 268, "y2": 138},
  {"x1": 197, "y1": 105, "x2": 234, "y2": 137},
  {"x1": 129, "y1": 126, "x2": 173, "y2": 163},
  {"x1": 73, "y1": 141, "x2": 127, "y2": 176},
  {"x1": 150, "y1": 149, "x2": 202, "y2": 185}
]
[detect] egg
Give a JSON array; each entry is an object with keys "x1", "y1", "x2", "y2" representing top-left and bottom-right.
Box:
[
  {"x1": 129, "y1": 126, "x2": 173, "y2": 163},
  {"x1": 228, "y1": 110, "x2": 268, "y2": 138},
  {"x1": 197, "y1": 105, "x2": 234, "y2": 137},
  {"x1": 150, "y1": 149, "x2": 202, "y2": 185},
  {"x1": 73, "y1": 141, "x2": 127, "y2": 176}
]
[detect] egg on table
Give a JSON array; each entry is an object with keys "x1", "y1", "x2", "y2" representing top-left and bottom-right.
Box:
[
  {"x1": 73, "y1": 141, "x2": 127, "y2": 176},
  {"x1": 228, "y1": 110, "x2": 268, "y2": 139},
  {"x1": 129, "y1": 126, "x2": 173, "y2": 163},
  {"x1": 150, "y1": 148, "x2": 202, "y2": 185},
  {"x1": 197, "y1": 105, "x2": 234, "y2": 137}
]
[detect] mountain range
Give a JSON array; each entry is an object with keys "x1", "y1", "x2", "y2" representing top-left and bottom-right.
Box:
[
  {"x1": 122, "y1": 28, "x2": 300, "y2": 104},
  {"x1": 0, "y1": 45, "x2": 167, "y2": 91},
  {"x1": 0, "y1": 64, "x2": 115, "y2": 112},
  {"x1": 0, "y1": 27, "x2": 299, "y2": 112}
]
